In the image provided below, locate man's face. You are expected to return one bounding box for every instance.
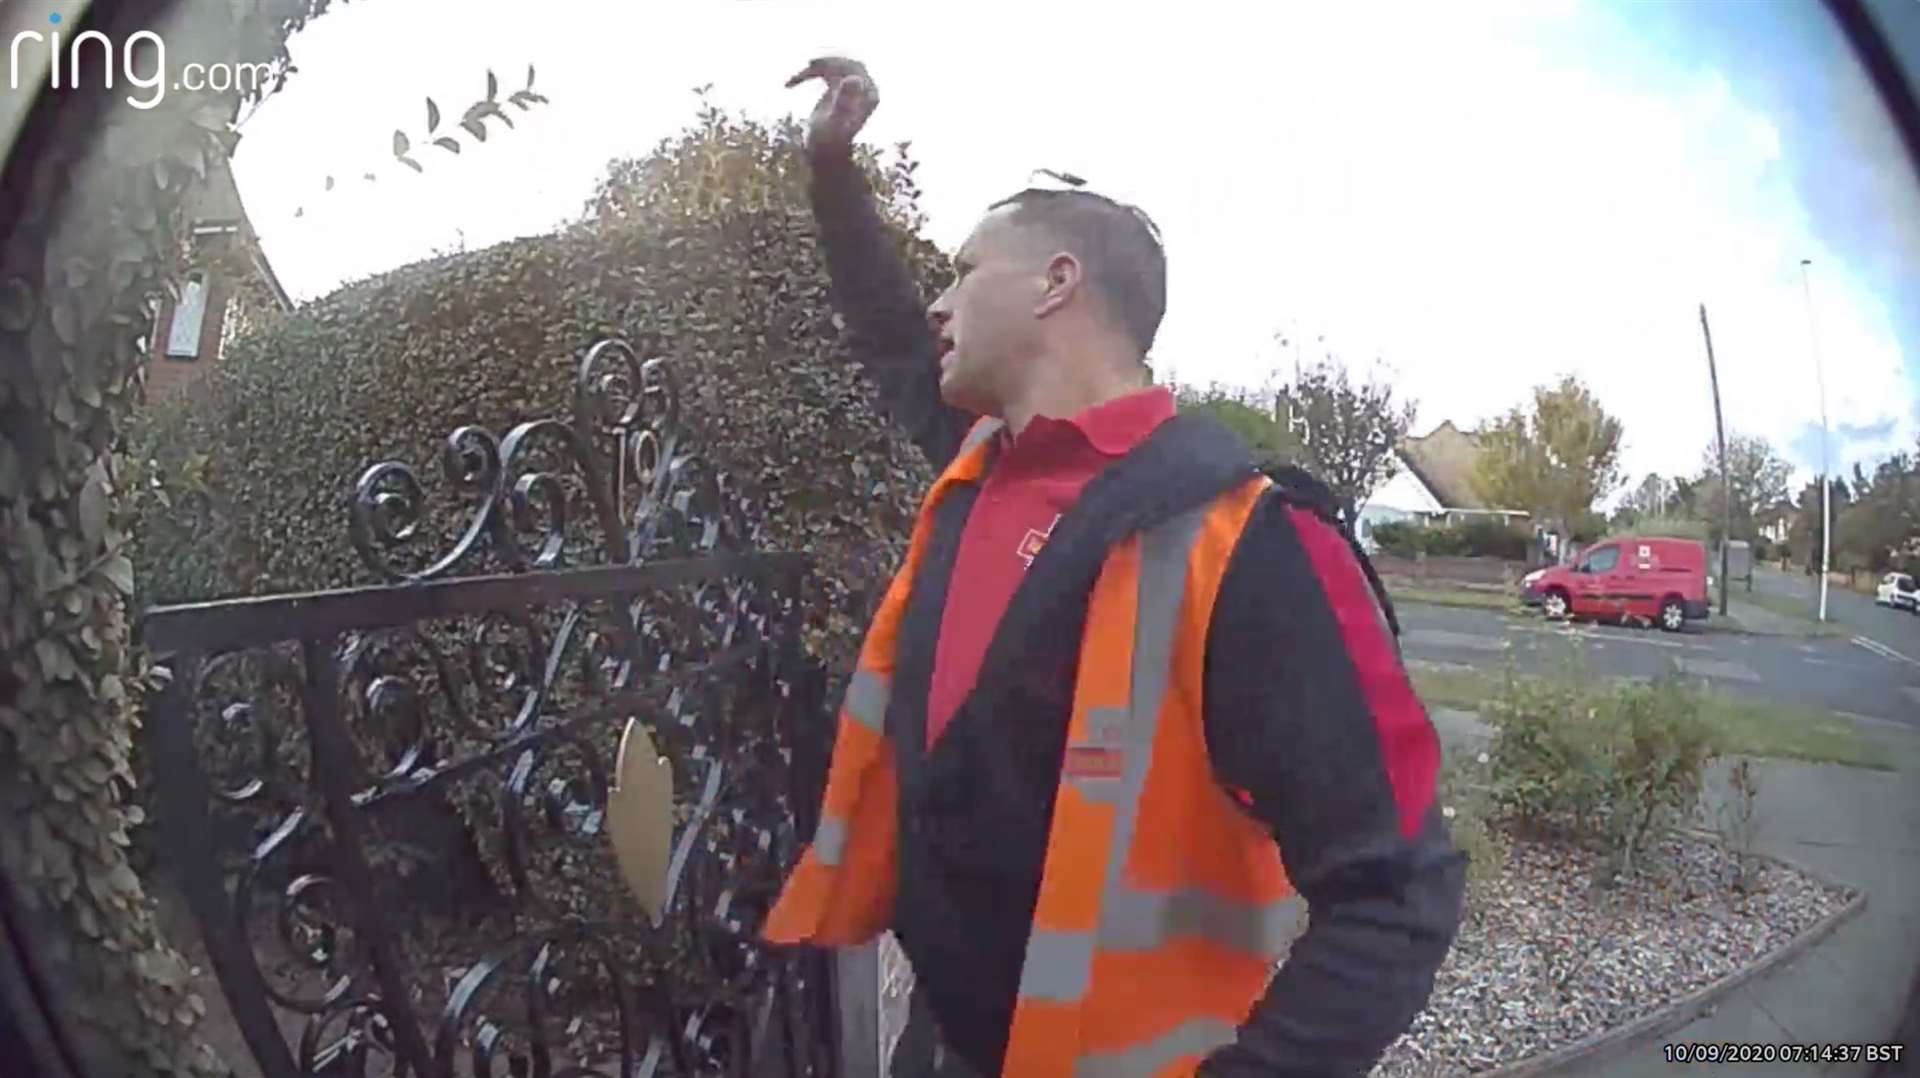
[928,206,1047,416]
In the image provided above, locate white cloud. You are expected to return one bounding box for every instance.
[231,0,1919,489]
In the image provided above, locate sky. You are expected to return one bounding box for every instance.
[221,0,1920,502]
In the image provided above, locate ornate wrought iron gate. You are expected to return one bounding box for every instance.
[138,340,844,1077]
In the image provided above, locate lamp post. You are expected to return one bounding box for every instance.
[1801,258,1831,623]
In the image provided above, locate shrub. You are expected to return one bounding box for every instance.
[1708,757,1763,893]
[1420,525,1470,557]
[1370,519,1530,560]
[1371,520,1421,558]
[1457,518,1532,560]
[128,97,948,675]
[1485,655,1722,880]
[1438,749,1506,916]
[1616,515,1710,542]
[1569,510,1609,544]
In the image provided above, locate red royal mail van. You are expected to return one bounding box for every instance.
[1520,536,1711,632]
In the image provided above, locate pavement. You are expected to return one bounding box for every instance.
[1412,592,1920,1076]
[1721,594,1834,638]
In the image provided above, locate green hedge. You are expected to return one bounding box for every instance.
[1609,514,1710,542]
[122,104,957,1001]
[128,103,949,675]
[1372,519,1532,560]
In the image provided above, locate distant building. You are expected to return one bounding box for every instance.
[144,151,292,401]
[1756,500,1794,546]
[1356,420,1530,551]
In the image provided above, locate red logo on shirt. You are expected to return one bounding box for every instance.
[1017,514,1061,568]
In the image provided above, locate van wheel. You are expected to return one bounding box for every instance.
[1659,597,1686,633]
[1543,589,1571,620]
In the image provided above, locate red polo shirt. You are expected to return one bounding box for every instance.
[925,386,1177,746]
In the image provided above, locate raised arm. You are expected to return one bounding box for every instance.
[787,57,975,471]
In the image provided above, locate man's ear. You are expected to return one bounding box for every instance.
[1035,252,1080,318]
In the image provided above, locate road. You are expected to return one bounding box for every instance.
[1398,601,1920,731]
[1748,564,1920,667]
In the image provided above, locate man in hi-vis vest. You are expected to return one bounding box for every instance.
[771,57,1465,1078]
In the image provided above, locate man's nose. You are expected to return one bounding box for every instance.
[928,306,951,335]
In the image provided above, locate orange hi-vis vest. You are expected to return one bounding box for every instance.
[765,419,1306,1077]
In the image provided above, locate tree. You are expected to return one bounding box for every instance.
[1473,374,1625,544]
[1275,355,1419,521]
[1837,496,1906,573]
[1789,476,1852,574]
[1671,476,1701,518]
[1172,381,1303,472]
[1171,350,1418,523]
[1632,473,1673,517]
[1690,433,1793,543]
[1829,449,1920,573]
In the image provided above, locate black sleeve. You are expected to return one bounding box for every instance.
[808,145,975,472]
[1198,493,1466,1077]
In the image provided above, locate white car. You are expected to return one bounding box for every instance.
[1876,572,1920,613]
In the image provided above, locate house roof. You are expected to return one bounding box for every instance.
[185,154,294,312]
[1397,420,1494,511]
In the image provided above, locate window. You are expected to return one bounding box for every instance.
[1581,546,1620,574]
[166,271,208,359]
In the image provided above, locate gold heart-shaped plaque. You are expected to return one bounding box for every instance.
[608,717,674,923]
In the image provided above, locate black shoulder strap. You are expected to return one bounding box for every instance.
[970,412,1261,689]
[1261,462,1402,639]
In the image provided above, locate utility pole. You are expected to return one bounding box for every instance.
[1699,304,1733,617]
[1801,259,1831,623]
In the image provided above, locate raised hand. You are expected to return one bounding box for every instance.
[785,56,880,155]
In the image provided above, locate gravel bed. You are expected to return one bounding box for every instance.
[1372,831,1855,1076]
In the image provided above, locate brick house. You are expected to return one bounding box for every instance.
[145,152,292,400]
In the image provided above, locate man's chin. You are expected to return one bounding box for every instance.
[936,369,971,408]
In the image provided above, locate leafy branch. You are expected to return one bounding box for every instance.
[295,65,550,216]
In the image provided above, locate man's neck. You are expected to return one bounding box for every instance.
[1002,345,1151,438]
[1004,377,1149,438]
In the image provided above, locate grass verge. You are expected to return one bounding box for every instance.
[1407,665,1891,771]
[1388,584,1522,613]
[1406,663,1497,712]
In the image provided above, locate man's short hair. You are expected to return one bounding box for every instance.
[987,187,1167,356]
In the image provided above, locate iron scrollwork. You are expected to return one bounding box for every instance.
[143,340,837,1078]
[349,338,692,583]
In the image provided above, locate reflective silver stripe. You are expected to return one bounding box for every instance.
[1099,888,1306,958]
[1127,506,1204,740]
[843,668,890,733]
[1014,508,1207,1006]
[958,418,1005,457]
[1091,504,1206,896]
[1073,1018,1237,1078]
[812,816,849,866]
[1016,929,1095,1002]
